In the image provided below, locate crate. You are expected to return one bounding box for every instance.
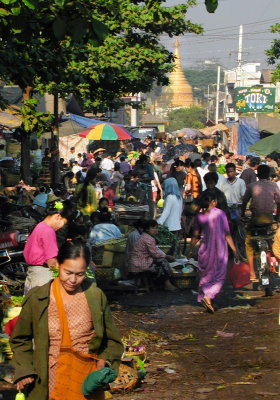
[201,138,214,147]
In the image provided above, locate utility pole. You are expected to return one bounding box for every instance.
[236,24,243,87]
[215,65,221,124]
[206,85,210,121]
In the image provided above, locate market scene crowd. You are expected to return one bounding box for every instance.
[1,131,280,399]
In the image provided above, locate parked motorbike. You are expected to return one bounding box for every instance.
[0,231,28,295]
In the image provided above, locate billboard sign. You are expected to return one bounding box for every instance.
[235,87,275,113]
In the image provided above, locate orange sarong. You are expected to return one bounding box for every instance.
[50,278,104,400]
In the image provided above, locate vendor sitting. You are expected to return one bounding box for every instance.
[89,207,122,244]
[130,219,178,292]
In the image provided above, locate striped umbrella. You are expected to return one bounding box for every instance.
[79,123,131,140]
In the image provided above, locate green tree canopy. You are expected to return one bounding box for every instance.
[0,0,203,111]
[167,105,207,132]
[266,23,280,83]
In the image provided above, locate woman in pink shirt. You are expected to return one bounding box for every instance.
[23,200,74,294]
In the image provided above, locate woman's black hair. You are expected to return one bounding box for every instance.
[133,219,144,229]
[46,199,75,221]
[257,164,270,179]
[98,197,109,208]
[198,192,217,210]
[57,239,91,265]
[142,219,158,232]
[99,207,112,222]
[79,168,97,206]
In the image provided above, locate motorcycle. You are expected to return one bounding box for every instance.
[0,231,28,295]
[249,222,277,297]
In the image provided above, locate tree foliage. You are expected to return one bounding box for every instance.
[167,106,207,132]
[266,23,280,83]
[0,0,203,111]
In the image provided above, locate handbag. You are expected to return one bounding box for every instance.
[228,260,250,289]
[50,278,104,400]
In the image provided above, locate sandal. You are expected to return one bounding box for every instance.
[201,297,215,313]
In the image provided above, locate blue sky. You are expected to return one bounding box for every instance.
[162,0,280,69]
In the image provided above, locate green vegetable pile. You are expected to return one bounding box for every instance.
[217,164,226,175]
[154,225,182,257]
[127,151,141,160]
[11,296,24,307]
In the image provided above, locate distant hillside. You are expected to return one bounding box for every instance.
[184,68,224,104]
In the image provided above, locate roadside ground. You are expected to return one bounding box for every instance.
[1,281,280,400]
[110,281,280,400]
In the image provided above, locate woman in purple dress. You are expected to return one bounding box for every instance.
[189,192,237,313]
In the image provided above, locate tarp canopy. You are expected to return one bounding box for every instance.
[238,121,260,155]
[173,128,205,139]
[199,123,229,136]
[44,119,86,139]
[257,114,280,134]
[248,133,280,156]
[68,113,125,128]
[59,133,89,161]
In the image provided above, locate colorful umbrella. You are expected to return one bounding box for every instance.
[79,123,131,140]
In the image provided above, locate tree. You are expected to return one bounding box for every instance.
[0,0,205,182]
[266,23,280,83]
[167,106,207,132]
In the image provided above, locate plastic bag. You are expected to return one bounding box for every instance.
[228,260,250,288]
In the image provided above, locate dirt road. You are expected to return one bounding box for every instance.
[111,282,280,400]
[1,282,279,400]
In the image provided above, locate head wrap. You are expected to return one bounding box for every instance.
[163,177,181,200]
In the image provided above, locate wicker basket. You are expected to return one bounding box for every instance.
[91,237,127,266]
[109,363,138,393]
[94,266,115,285]
[173,275,197,290]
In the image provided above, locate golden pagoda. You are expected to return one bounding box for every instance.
[156,38,194,109]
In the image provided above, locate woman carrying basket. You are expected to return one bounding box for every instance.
[11,239,123,400]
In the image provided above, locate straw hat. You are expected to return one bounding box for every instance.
[93,148,106,154]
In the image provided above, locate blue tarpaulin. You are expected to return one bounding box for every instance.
[68,114,103,128]
[238,120,260,155]
[64,114,125,128]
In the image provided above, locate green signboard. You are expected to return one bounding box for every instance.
[235,87,275,113]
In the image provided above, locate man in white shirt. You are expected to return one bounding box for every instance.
[100,154,115,176]
[194,159,207,191]
[72,161,82,175]
[221,163,246,207]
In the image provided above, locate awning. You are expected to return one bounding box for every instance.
[248,133,280,156]
[257,114,280,134]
